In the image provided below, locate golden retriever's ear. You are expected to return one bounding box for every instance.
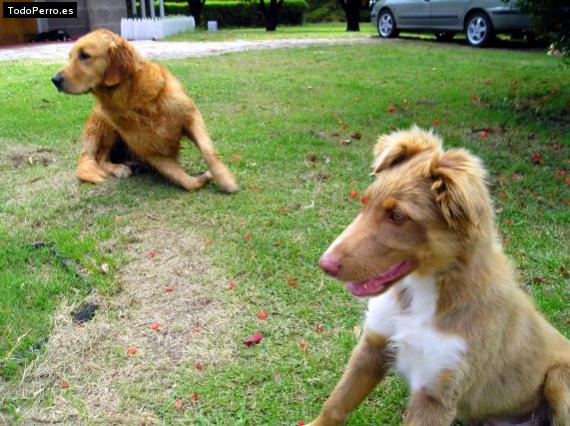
[430,149,490,230]
[372,126,442,175]
[103,38,137,87]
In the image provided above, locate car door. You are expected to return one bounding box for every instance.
[429,0,471,29]
[391,0,431,28]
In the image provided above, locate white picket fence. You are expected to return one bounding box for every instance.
[121,16,195,40]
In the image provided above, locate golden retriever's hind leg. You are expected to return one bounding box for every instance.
[184,113,238,194]
[96,142,132,179]
[146,156,211,191]
[308,332,391,426]
[545,359,570,426]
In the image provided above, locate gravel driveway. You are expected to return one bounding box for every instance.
[0,37,377,62]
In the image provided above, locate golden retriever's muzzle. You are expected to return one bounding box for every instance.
[51,73,64,92]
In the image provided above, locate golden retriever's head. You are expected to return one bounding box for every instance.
[319,126,494,297]
[52,29,140,94]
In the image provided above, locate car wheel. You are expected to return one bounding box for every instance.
[465,12,495,47]
[434,31,454,42]
[377,10,398,38]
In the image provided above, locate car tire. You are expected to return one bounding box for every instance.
[465,12,495,47]
[434,31,454,42]
[377,10,398,39]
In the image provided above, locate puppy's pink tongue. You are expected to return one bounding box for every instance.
[345,260,415,297]
[346,281,387,297]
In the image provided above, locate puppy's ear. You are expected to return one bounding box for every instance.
[103,37,137,87]
[372,126,442,174]
[430,149,490,230]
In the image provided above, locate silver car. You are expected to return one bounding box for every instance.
[370,0,531,47]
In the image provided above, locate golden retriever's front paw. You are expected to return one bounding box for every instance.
[77,158,108,184]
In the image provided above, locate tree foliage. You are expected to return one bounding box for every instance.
[517,0,569,55]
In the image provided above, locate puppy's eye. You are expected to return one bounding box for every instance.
[78,51,90,60]
[388,210,407,224]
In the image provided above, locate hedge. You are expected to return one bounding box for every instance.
[156,1,308,27]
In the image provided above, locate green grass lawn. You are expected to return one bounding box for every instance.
[166,22,377,41]
[0,38,568,424]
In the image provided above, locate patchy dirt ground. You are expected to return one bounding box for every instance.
[5,220,236,424]
[0,37,377,62]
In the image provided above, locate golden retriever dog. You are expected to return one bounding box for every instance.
[310,127,570,425]
[51,29,238,193]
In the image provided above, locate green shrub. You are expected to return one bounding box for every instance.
[305,0,370,23]
[157,0,308,27]
[516,0,569,55]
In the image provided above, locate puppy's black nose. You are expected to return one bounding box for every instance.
[51,74,64,91]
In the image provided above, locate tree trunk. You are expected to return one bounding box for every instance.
[259,0,283,31]
[187,0,206,26]
[339,0,361,31]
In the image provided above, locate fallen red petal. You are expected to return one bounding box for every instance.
[479,130,488,140]
[244,331,264,346]
[192,327,201,333]
[127,346,137,356]
[531,152,542,164]
[165,287,173,293]
[191,393,200,402]
[258,310,268,320]
[432,119,439,126]
[245,232,251,241]
[470,95,479,102]
[386,106,397,113]
[147,250,156,258]
[288,280,298,287]
[195,362,204,371]
[351,132,362,140]
[150,322,160,330]
[314,323,324,333]
[349,190,358,199]
[60,381,70,389]
[228,281,236,289]
[279,207,287,214]
[298,421,305,426]
[175,399,184,410]
[299,341,308,350]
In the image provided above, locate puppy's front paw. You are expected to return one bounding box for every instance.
[304,416,343,426]
[217,175,239,193]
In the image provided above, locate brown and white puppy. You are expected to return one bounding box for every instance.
[52,29,238,193]
[310,127,570,426]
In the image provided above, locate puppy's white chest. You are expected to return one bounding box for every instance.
[365,274,466,391]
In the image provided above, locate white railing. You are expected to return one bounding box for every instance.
[121,16,195,40]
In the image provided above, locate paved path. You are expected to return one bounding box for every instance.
[0,37,378,62]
